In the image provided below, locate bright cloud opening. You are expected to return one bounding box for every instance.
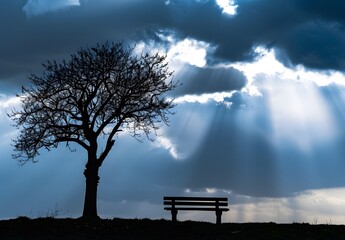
[172,91,234,104]
[167,38,210,68]
[135,34,238,106]
[216,0,238,15]
[231,47,345,96]
[135,33,213,68]
[230,47,344,152]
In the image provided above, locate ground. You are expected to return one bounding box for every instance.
[1,217,345,240]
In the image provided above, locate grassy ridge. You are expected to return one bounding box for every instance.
[1,217,345,240]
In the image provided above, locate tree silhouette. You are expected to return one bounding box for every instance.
[9,42,177,219]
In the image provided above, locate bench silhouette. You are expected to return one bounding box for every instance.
[163,196,229,224]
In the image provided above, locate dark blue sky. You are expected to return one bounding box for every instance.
[1,0,345,223]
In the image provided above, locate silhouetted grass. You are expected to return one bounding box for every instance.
[1,217,345,240]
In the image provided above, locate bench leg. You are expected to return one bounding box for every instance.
[171,209,178,222]
[216,211,222,225]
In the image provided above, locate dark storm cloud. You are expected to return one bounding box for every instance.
[2,0,345,93]
[0,0,171,91]
[275,21,345,70]
[240,0,345,71]
[293,0,345,22]
[152,0,345,70]
[172,66,247,96]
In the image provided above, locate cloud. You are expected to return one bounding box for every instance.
[275,20,345,71]
[0,95,20,110]
[231,47,345,97]
[156,0,345,71]
[155,187,345,224]
[227,188,345,224]
[154,134,180,160]
[135,34,247,103]
[141,33,215,69]
[23,0,80,16]
[216,0,238,15]
[173,91,234,104]
[167,38,210,68]
[3,0,345,96]
[0,0,171,92]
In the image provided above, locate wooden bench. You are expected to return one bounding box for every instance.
[163,196,229,224]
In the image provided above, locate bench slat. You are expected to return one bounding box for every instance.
[164,196,228,201]
[164,207,229,211]
[164,201,228,206]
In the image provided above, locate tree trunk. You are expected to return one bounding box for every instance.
[82,160,100,220]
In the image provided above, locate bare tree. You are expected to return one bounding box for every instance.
[9,42,177,219]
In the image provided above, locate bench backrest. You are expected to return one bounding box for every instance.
[164,196,228,208]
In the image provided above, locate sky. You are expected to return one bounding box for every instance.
[1,0,345,224]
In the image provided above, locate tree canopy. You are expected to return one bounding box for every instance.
[10,42,177,164]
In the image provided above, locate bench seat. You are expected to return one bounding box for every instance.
[163,196,229,224]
